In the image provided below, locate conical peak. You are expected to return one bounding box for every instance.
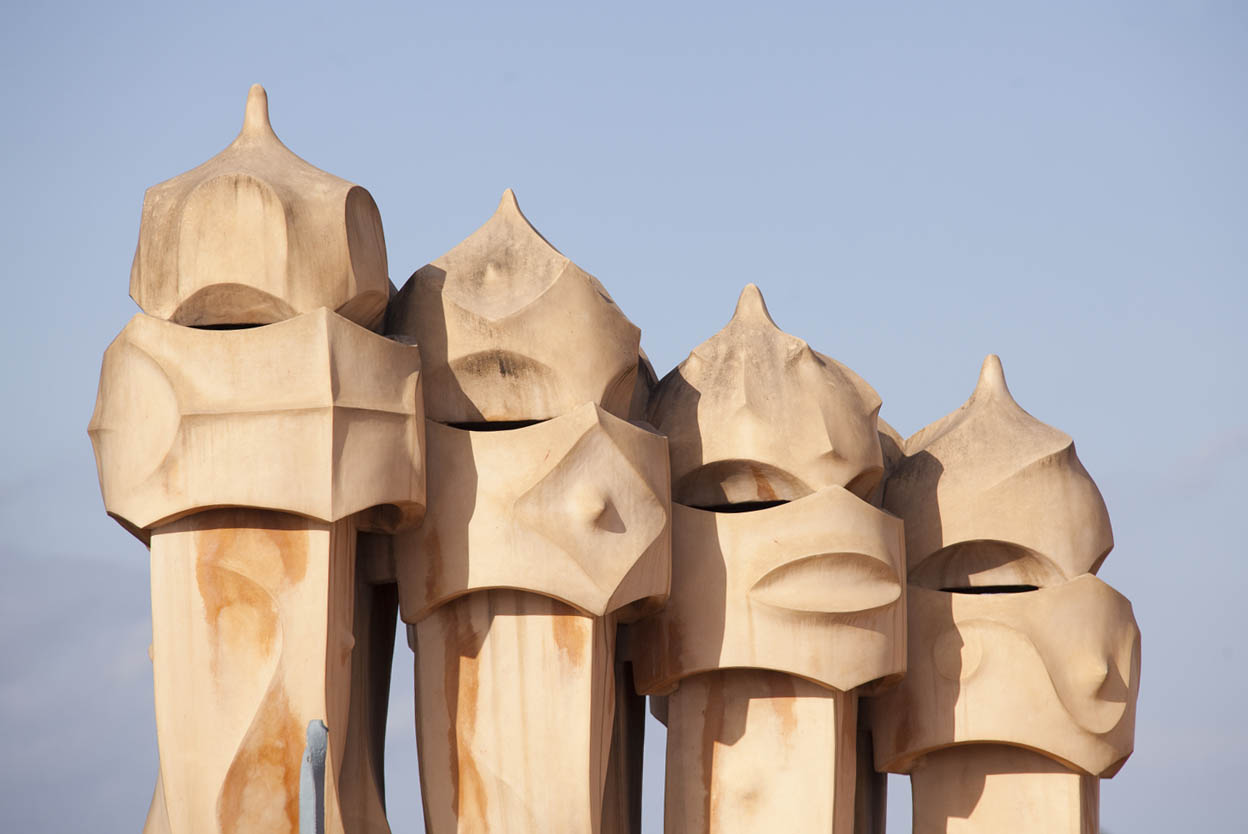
[497,187,521,215]
[731,283,778,328]
[238,84,279,143]
[905,354,1065,459]
[973,353,1014,404]
[688,283,795,364]
[482,187,562,256]
[424,189,577,323]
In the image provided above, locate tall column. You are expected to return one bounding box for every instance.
[868,356,1140,833]
[628,285,905,834]
[89,86,425,834]
[386,191,671,834]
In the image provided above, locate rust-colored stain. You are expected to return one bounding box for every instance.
[217,686,303,833]
[663,616,684,681]
[750,464,778,502]
[195,561,278,676]
[195,529,279,678]
[764,674,799,738]
[265,525,308,584]
[892,690,914,754]
[458,600,489,826]
[423,526,442,604]
[191,515,314,833]
[436,597,490,826]
[551,610,588,666]
[193,520,308,594]
[700,676,726,828]
[193,520,307,678]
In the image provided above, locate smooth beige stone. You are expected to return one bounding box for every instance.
[88,309,425,539]
[868,417,905,509]
[663,670,858,834]
[908,745,1098,834]
[884,355,1112,589]
[395,405,670,622]
[870,577,1139,777]
[148,510,356,834]
[853,717,887,834]
[386,190,641,423]
[338,536,401,834]
[408,590,617,834]
[629,488,905,696]
[647,284,883,508]
[601,655,646,834]
[130,85,390,329]
[628,350,659,424]
[143,769,171,833]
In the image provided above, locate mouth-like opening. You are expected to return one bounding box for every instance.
[446,419,544,432]
[690,500,789,513]
[192,322,266,330]
[940,584,1039,595]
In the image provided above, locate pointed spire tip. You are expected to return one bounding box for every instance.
[241,84,275,139]
[976,353,1011,398]
[732,283,776,326]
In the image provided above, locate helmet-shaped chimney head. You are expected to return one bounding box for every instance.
[648,284,883,508]
[129,85,390,329]
[884,355,1113,588]
[387,190,641,423]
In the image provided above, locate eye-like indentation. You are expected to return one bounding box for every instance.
[910,539,1065,591]
[449,350,554,383]
[675,458,811,509]
[750,552,901,614]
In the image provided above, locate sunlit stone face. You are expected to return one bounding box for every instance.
[629,486,906,695]
[395,403,671,622]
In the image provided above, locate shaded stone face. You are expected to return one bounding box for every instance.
[386,190,642,424]
[648,284,883,509]
[129,85,391,329]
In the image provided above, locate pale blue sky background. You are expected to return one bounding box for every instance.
[1,2,1244,831]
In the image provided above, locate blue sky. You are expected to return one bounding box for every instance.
[1,2,1244,831]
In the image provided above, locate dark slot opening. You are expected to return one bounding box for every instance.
[688,500,789,513]
[941,584,1039,595]
[446,420,544,432]
[193,323,266,330]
